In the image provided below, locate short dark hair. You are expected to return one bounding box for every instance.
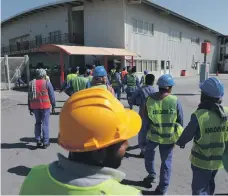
[145,74,155,85]
[79,66,87,75]
[123,67,126,71]
[132,66,136,73]
[71,67,77,73]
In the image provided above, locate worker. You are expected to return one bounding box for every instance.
[66,67,90,95]
[85,69,93,83]
[111,67,122,100]
[130,74,157,157]
[176,77,228,195]
[90,66,115,95]
[121,67,128,92]
[90,64,96,76]
[15,67,26,87]
[20,88,142,195]
[44,69,50,82]
[60,67,77,94]
[123,66,140,109]
[140,70,148,85]
[141,74,184,195]
[28,69,56,149]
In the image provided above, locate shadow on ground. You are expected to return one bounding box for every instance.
[8,166,31,176]
[173,93,200,96]
[127,145,139,151]
[17,103,28,106]
[20,137,58,143]
[13,87,28,92]
[1,142,37,150]
[121,179,152,189]
[124,152,143,159]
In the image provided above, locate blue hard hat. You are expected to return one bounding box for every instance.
[144,70,148,75]
[157,74,175,88]
[200,77,224,98]
[93,66,107,77]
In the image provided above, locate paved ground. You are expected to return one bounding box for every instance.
[1,75,228,195]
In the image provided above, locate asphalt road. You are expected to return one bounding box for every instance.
[1,75,228,195]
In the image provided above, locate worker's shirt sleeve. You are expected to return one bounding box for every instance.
[47,82,56,107]
[176,99,184,126]
[140,103,150,145]
[116,73,122,86]
[176,114,199,146]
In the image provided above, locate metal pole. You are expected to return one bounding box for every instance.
[131,56,134,68]
[104,56,108,71]
[204,53,207,64]
[24,55,30,86]
[60,51,64,84]
[4,55,10,90]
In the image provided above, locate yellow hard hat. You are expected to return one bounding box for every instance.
[58,88,142,152]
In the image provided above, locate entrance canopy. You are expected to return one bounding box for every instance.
[39,44,138,57]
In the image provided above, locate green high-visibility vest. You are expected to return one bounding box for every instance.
[92,84,108,90]
[126,74,137,87]
[146,95,183,144]
[72,76,88,93]
[20,165,140,195]
[88,75,93,83]
[190,108,228,170]
[111,72,120,87]
[67,74,77,83]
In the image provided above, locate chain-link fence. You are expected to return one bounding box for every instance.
[1,55,30,90]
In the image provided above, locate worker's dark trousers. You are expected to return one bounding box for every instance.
[113,86,121,100]
[34,109,50,145]
[191,164,218,195]
[145,140,174,194]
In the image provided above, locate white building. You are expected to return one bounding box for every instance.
[1,0,226,79]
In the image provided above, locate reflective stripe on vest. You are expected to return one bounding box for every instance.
[67,74,77,83]
[146,95,183,144]
[190,108,228,170]
[19,165,140,195]
[30,79,51,110]
[126,74,136,87]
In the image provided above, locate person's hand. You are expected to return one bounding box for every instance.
[29,110,33,116]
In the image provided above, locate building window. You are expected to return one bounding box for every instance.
[136,60,142,72]
[149,23,154,36]
[137,20,143,34]
[49,31,61,43]
[169,29,182,42]
[191,37,200,45]
[132,18,137,33]
[143,22,149,34]
[142,60,147,71]
[132,18,154,36]
[35,35,42,46]
[147,61,152,71]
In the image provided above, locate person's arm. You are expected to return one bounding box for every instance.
[139,103,150,149]
[176,114,199,147]
[116,73,122,86]
[176,100,184,126]
[140,76,143,85]
[47,82,56,108]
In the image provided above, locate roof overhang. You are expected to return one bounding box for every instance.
[39,44,139,57]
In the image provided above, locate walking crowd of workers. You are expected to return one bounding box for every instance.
[21,64,228,195]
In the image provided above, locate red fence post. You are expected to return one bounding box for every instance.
[60,51,64,84]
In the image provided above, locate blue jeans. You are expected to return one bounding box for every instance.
[33,109,50,145]
[191,164,218,195]
[113,86,121,100]
[145,140,174,194]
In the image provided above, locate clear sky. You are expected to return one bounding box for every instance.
[1,0,228,35]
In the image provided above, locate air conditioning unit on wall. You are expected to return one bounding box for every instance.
[128,0,142,4]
